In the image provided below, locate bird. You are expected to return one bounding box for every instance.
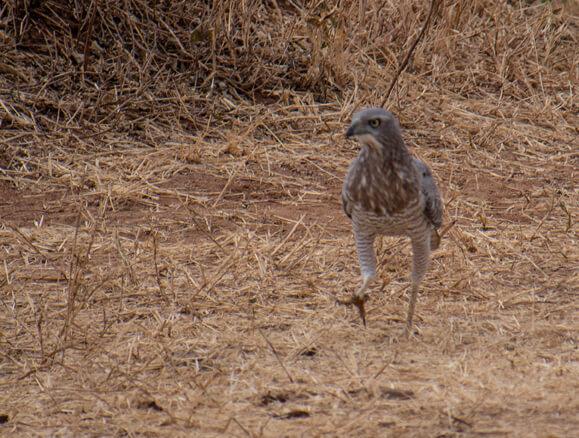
[340,107,443,335]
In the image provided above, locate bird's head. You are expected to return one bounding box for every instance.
[346,108,402,151]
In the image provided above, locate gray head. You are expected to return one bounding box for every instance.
[346,108,403,151]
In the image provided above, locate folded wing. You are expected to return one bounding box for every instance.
[413,157,442,229]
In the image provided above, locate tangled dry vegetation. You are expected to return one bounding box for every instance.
[0,0,577,436]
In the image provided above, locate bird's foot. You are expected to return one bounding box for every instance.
[337,292,369,327]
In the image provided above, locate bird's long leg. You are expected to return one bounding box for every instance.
[405,227,431,337]
[337,230,376,326]
[403,283,419,338]
[352,230,376,326]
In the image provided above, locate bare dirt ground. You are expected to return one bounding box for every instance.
[1,1,578,437]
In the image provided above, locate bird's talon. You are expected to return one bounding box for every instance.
[336,293,368,326]
[353,296,367,327]
[336,293,368,306]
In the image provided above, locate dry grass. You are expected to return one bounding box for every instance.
[0,0,578,436]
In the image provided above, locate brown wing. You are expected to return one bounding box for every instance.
[413,157,443,228]
[341,161,356,219]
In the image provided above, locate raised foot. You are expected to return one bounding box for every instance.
[336,293,369,327]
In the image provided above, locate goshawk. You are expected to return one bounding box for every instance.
[341,108,444,334]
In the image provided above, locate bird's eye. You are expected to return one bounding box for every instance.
[369,119,380,128]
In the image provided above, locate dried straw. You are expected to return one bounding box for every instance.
[0,0,577,436]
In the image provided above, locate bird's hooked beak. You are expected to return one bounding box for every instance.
[346,119,381,150]
[346,121,361,138]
